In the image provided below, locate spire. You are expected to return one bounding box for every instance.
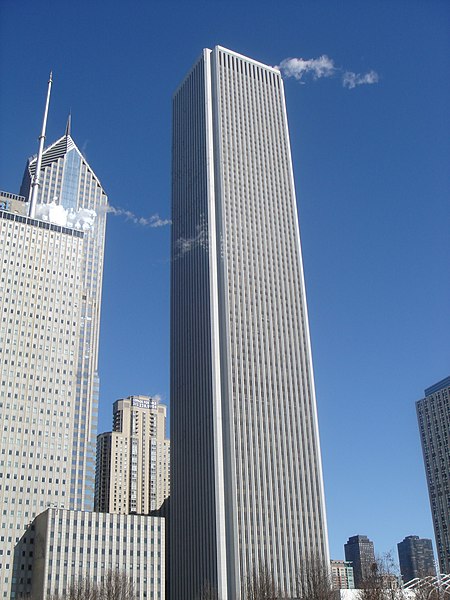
[65,112,71,137]
[29,71,53,219]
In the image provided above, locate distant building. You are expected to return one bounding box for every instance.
[417,376,450,574]
[331,560,355,589]
[95,395,170,514]
[397,535,436,583]
[12,508,165,600]
[344,535,376,588]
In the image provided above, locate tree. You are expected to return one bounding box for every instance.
[197,580,220,600]
[295,552,334,600]
[48,571,136,600]
[245,566,280,600]
[412,585,440,600]
[49,577,100,600]
[358,553,405,600]
[101,571,136,600]
[410,579,450,600]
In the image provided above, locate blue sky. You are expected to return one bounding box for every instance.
[1,0,449,563]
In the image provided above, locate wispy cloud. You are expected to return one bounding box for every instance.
[342,70,379,89]
[80,140,90,160]
[276,55,336,82]
[107,205,171,228]
[277,54,379,90]
[175,222,208,256]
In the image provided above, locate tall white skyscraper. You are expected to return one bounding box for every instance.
[0,82,107,598]
[171,46,329,599]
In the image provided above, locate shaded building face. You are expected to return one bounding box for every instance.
[397,536,436,583]
[417,378,450,575]
[344,535,375,588]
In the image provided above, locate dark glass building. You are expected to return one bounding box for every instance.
[344,535,376,588]
[417,377,450,573]
[397,536,436,583]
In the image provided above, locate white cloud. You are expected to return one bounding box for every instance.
[35,200,172,232]
[175,222,208,257]
[342,70,379,89]
[35,202,97,231]
[277,54,379,91]
[107,205,171,228]
[277,55,336,81]
[67,207,97,231]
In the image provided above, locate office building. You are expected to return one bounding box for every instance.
[397,535,436,583]
[0,79,107,598]
[95,395,170,514]
[12,508,165,599]
[171,46,329,599]
[0,191,28,216]
[331,560,355,590]
[417,377,450,574]
[344,535,375,588]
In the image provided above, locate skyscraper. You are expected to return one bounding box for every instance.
[0,78,107,598]
[397,536,436,583]
[344,535,376,589]
[171,46,329,599]
[417,377,450,574]
[95,395,170,514]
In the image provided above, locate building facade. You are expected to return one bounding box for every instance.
[12,508,165,599]
[171,46,329,600]
[0,191,28,216]
[331,560,355,590]
[344,535,376,588]
[18,120,108,510]
[397,535,436,583]
[417,377,450,574]
[0,116,107,597]
[95,395,170,514]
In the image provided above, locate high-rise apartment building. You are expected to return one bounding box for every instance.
[171,46,329,599]
[95,395,170,514]
[344,535,376,588]
[0,82,107,598]
[397,536,436,583]
[417,377,450,574]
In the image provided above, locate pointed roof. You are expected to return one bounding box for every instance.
[26,123,103,188]
[65,113,72,137]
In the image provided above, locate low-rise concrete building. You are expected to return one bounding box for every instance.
[12,508,165,599]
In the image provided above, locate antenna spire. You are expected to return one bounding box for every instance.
[65,111,71,137]
[29,71,53,219]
